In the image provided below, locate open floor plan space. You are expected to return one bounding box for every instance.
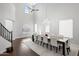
[0,3,79,56]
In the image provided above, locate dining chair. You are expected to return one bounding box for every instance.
[41,37,43,46]
[50,36,58,53]
[32,34,34,42]
[65,38,71,55]
[57,35,64,51]
[37,35,42,45]
[77,50,79,56]
[33,33,38,43]
[43,36,48,48]
[58,37,71,55]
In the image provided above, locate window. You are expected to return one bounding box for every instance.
[24,4,31,14]
[45,25,50,32]
[35,24,37,33]
[38,28,41,34]
[24,3,37,14]
[59,19,73,38]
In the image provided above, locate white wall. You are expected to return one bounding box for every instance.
[0,3,34,52]
[0,3,34,39]
[14,3,34,38]
[0,3,15,52]
[34,3,79,45]
[0,3,15,25]
[0,3,15,39]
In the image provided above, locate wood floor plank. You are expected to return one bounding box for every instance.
[0,38,39,56]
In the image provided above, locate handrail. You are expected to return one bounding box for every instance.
[0,23,10,33]
[0,22,12,42]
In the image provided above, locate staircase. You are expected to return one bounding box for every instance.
[0,22,13,55]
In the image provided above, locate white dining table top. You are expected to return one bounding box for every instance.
[57,38,68,42]
[40,34,69,42]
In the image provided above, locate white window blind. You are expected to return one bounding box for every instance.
[59,19,73,38]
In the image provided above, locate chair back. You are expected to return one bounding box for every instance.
[43,36,48,43]
[51,36,57,46]
[65,37,71,48]
[33,33,38,41]
[57,35,64,39]
[37,35,41,41]
[32,35,34,42]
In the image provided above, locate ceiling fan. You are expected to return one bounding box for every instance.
[31,8,39,12]
[25,3,39,13]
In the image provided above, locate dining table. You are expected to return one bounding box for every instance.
[57,38,68,56]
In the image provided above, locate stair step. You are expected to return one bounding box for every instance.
[0,53,11,56]
[6,47,13,53]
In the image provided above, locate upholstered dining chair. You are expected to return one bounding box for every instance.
[33,33,38,43]
[57,35,64,51]
[50,36,58,53]
[65,38,71,55]
[37,35,42,45]
[58,37,71,55]
[32,34,34,42]
[43,36,48,48]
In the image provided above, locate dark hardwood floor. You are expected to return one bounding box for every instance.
[0,38,39,56]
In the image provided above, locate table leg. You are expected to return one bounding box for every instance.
[62,42,65,56]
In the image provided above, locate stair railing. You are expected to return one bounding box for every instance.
[0,22,13,52]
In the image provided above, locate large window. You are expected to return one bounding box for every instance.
[38,28,41,34]
[45,25,50,33]
[35,24,37,33]
[59,19,73,38]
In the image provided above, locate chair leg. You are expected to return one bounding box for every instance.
[35,40,38,44]
[41,41,43,46]
[35,40,36,43]
[66,47,70,55]
[40,41,42,45]
[53,46,55,49]
[39,41,41,45]
[46,44,48,48]
[38,41,40,45]
[37,40,38,44]
[67,48,69,55]
[37,40,39,44]
[56,47,58,53]
[50,45,52,50]
[43,43,45,47]
[69,47,71,52]
[36,40,38,44]
[59,46,61,51]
